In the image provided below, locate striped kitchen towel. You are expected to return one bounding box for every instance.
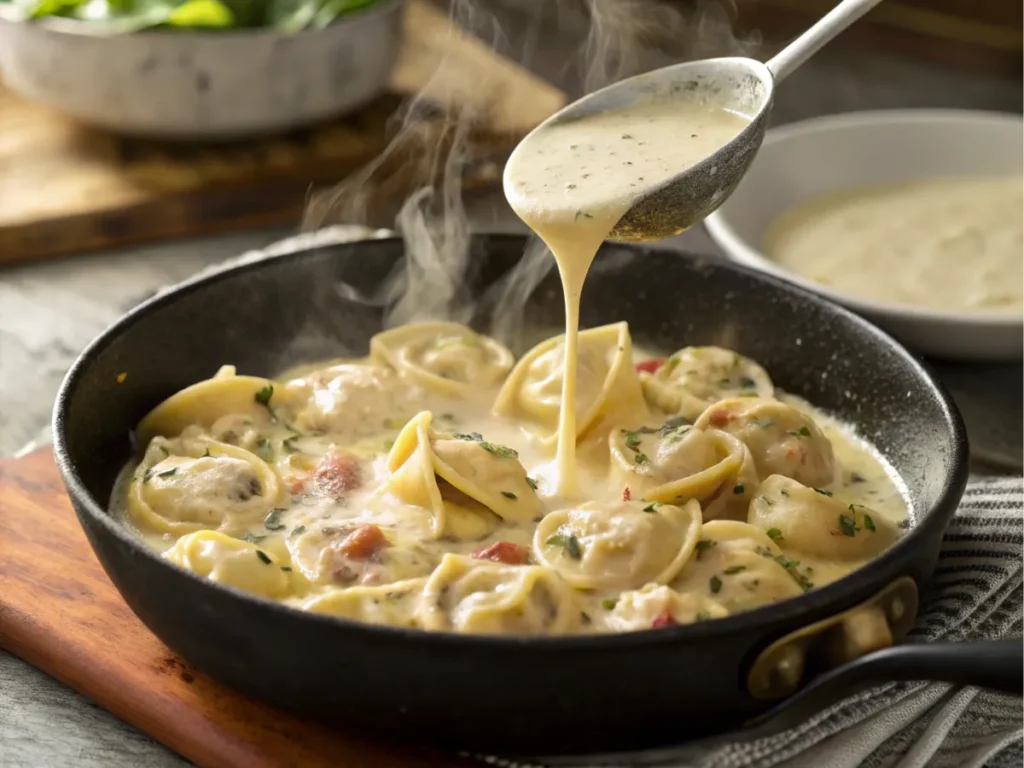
[485,477,1023,768]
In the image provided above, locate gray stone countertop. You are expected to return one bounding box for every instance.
[2,12,1023,766]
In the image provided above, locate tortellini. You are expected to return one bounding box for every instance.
[609,420,758,521]
[494,322,650,447]
[163,530,292,599]
[136,365,275,444]
[301,578,427,628]
[287,523,438,587]
[532,499,702,590]
[671,520,808,612]
[749,475,900,562]
[417,554,579,634]
[604,584,728,631]
[127,436,281,535]
[277,361,420,439]
[640,346,774,421]
[370,322,514,398]
[386,411,543,539]
[117,319,909,636]
[695,397,839,488]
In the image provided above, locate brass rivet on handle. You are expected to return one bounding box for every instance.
[746,576,920,700]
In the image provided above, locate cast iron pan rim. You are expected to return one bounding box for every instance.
[52,233,969,650]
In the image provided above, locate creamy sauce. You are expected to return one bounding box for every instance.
[764,176,1024,313]
[112,327,909,635]
[503,99,751,495]
[111,96,913,636]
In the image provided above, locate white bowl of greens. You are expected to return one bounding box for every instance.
[0,0,403,138]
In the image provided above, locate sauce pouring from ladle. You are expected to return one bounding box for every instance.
[503,0,885,498]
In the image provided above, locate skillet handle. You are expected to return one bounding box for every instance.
[746,639,1023,734]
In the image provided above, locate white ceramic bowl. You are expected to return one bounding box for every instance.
[705,109,1023,361]
[0,0,403,139]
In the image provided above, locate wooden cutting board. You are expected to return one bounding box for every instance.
[0,448,479,767]
[0,0,566,265]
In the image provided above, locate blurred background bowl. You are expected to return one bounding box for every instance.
[0,0,403,139]
[705,109,1023,362]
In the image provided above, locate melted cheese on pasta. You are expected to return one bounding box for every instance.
[113,328,909,636]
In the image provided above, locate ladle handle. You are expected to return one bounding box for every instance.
[766,0,887,82]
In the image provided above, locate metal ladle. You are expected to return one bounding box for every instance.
[534,0,886,242]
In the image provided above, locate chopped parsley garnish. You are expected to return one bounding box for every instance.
[264,508,287,531]
[241,532,266,544]
[723,565,747,575]
[157,468,178,478]
[257,438,272,460]
[157,445,170,457]
[738,376,756,388]
[850,472,866,483]
[481,442,518,459]
[255,550,272,565]
[863,514,877,533]
[659,415,691,434]
[280,566,292,572]
[766,528,784,541]
[202,447,211,458]
[634,452,648,465]
[709,575,723,594]
[789,426,812,437]
[454,432,483,442]
[733,483,745,494]
[814,487,833,497]
[695,539,717,560]
[601,598,618,610]
[756,546,815,591]
[254,384,274,407]
[440,413,457,422]
[291,525,307,537]
[622,430,642,450]
[282,434,301,453]
[501,491,518,500]
[837,514,858,537]
[695,612,710,622]
[546,533,582,559]
[642,502,661,513]
[525,477,539,491]
[574,210,593,221]
[621,134,633,139]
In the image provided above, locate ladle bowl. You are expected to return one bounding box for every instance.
[522,0,885,242]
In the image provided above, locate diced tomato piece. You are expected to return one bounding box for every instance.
[472,541,529,565]
[707,409,731,428]
[289,478,307,494]
[651,610,678,629]
[622,487,632,502]
[313,449,361,497]
[337,524,389,559]
[635,358,666,374]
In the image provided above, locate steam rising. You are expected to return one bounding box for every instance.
[303,0,759,349]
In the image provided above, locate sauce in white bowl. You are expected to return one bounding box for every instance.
[705,109,1024,361]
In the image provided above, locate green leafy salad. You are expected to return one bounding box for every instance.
[0,0,386,32]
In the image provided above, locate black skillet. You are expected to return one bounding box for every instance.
[52,234,1021,759]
